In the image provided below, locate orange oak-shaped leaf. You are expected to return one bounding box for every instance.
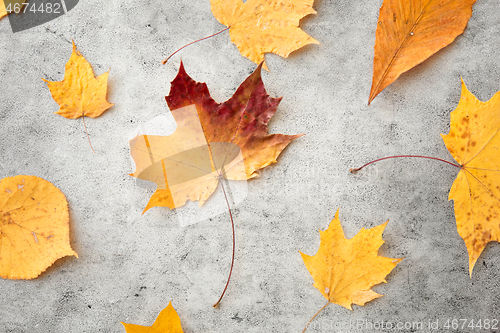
[42,41,114,119]
[442,79,500,275]
[300,210,402,310]
[129,62,302,212]
[121,302,184,333]
[0,175,77,279]
[369,0,476,104]
[210,0,319,67]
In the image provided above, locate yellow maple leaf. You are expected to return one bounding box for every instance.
[0,175,77,280]
[300,210,402,312]
[210,0,319,67]
[121,302,184,333]
[42,40,113,119]
[442,79,500,275]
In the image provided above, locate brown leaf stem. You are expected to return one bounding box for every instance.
[82,115,96,153]
[213,180,235,308]
[349,155,460,173]
[162,27,230,65]
[302,301,330,333]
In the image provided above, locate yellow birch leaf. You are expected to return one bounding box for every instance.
[442,79,500,275]
[42,40,114,119]
[300,209,402,310]
[210,0,319,67]
[0,175,77,280]
[121,302,184,333]
[0,1,6,19]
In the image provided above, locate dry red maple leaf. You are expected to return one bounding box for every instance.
[300,210,401,331]
[369,0,476,104]
[130,62,302,212]
[129,61,302,306]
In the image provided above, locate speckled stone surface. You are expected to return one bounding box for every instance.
[1,0,500,332]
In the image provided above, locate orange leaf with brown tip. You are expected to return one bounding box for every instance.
[0,175,77,280]
[369,0,476,104]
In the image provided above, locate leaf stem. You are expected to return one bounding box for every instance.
[349,155,460,173]
[82,115,96,153]
[302,301,330,333]
[162,27,230,65]
[213,180,235,308]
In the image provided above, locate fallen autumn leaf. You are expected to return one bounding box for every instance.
[0,175,77,279]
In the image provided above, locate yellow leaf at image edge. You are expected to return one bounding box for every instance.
[300,210,402,310]
[0,175,77,280]
[42,41,114,119]
[442,79,500,275]
[210,0,319,67]
[121,301,184,333]
[0,1,28,20]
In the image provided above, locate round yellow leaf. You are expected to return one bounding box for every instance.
[0,175,77,279]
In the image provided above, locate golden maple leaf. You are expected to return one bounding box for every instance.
[42,41,114,119]
[369,0,476,104]
[442,79,500,275]
[121,302,184,333]
[300,210,402,311]
[210,0,319,67]
[0,175,77,280]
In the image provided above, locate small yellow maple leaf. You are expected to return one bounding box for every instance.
[300,210,402,311]
[210,0,319,67]
[121,302,184,333]
[0,175,77,280]
[42,40,113,119]
[442,79,500,275]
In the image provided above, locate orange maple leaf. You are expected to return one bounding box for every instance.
[442,79,500,275]
[210,0,319,67]
[121,301,184,333]
[0,175,77,280]
[129,62,302,212]
[300,210,401,329]
[369,0,476,104]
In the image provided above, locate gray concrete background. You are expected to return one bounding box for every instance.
[1,0,500,332]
